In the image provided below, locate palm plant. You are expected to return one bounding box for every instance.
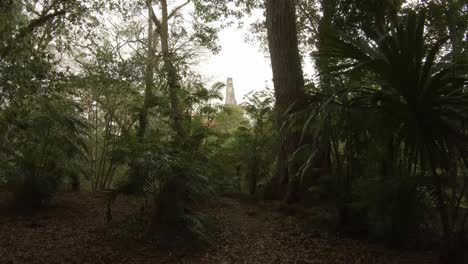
[108,81,222,248]
[0,95,88,208]
[307,11,467,263]
[242,90,275,195]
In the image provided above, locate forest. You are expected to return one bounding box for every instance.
[0,0,467,263]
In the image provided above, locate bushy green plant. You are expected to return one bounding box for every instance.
[153,149,215,248]
[109,81,223,248]
[296,11,468,261]
[118,140,215,248]
[354,174,426,242]
[0,96,88,208]
[0,27,89,207]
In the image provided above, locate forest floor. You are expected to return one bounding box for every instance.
[0,192,437,264]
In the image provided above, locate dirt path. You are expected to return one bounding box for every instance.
[0,193,435,264]
[193,198,434,264]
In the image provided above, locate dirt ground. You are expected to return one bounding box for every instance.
[0,192,436,264]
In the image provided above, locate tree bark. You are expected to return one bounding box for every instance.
[316,0,335,88]
[146,0,188,242]
[127,5,158,195]
[265,0,306,203]
[160,0,185,139]
[138,10,156,141]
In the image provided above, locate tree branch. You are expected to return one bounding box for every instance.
[297,2,319,36]
[168,0,190,20]
[22,10,67,37]
[146,0,162,33]
[1,8,67,58]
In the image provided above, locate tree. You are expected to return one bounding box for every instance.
[411,0,467,64]
[74,40,143,190]
[0,40,88,206]
[315,11,468,264]
[265,0,307,203]
[212,105,247,133]
[243,90,275,195]
[0,0,107,205]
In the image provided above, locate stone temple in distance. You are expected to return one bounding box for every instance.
[225,77,237,106]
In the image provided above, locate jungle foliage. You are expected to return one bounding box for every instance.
[0,0,466,263]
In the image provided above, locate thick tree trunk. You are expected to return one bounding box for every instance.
[265,0,306,203]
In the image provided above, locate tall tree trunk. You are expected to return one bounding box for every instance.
[128,6,158,193]
[313,0,334,195]
[248,118,263,195]
[93,97,99,190]
[265,0,306,203]
[160,0,185,139]
[316,0,335,87]
[147,0,188,242]
[138,10,156,141]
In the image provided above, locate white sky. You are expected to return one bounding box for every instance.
[196,8,274,104]
[199,27,272,103]
[197,13,315,104]
[171,3,314,104]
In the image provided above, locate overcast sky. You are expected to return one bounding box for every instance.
[198,14,273,104]
[197,13,315,104]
